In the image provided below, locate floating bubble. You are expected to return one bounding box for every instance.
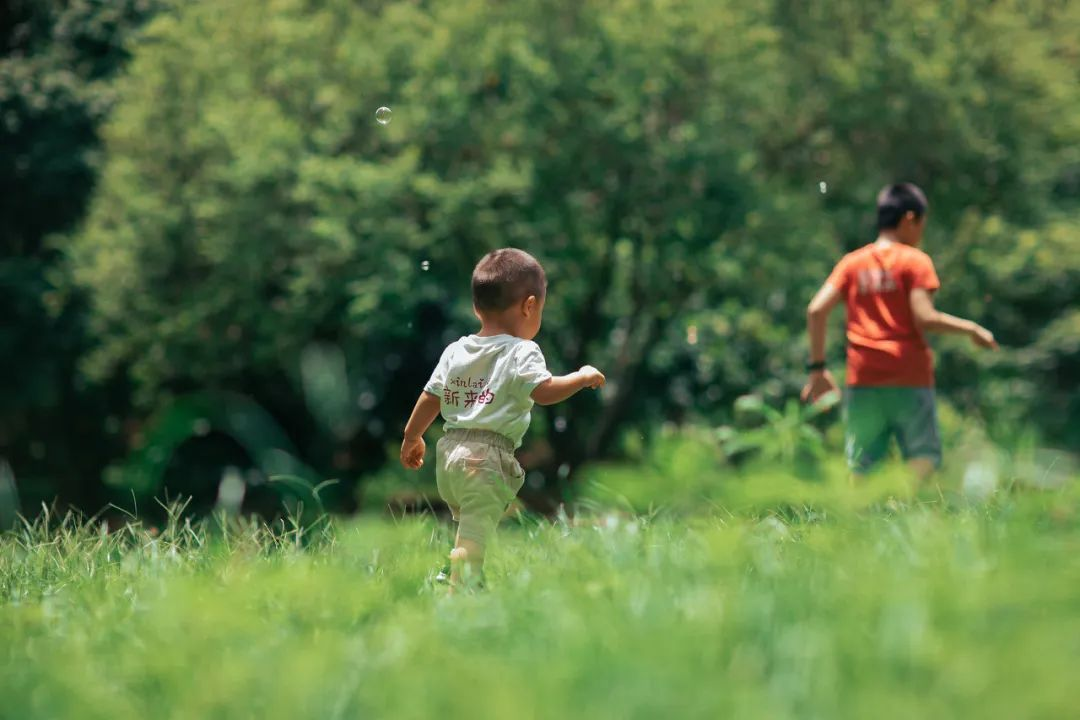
[818,181,828,194]
[192,418,211,437]
[420,260,430,271]
[375,106,392,125]
[554,416,568,432]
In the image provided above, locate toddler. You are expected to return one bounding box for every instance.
[401,248,605,590]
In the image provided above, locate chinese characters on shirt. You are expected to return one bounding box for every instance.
[444,377,496,408]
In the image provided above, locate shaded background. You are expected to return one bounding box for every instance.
[1,0,1078,518]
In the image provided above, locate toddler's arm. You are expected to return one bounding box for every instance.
[400,391,441,469]
[531,365,605,406]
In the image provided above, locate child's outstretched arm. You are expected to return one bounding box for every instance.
[531,365,605,406]
[400,391,441,469]
[909,289,998,349]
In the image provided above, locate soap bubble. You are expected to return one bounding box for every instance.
[420,260,430,271]
[818,181,828,194]
[375,106,392,125]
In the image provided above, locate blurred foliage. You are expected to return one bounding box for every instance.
[577,413,1077,517]
[107,391,332,524]
[0,0,165,509]
[1,0,1077,511]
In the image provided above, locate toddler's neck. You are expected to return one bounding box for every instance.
[475,311,527,339]
[476,323,518,338]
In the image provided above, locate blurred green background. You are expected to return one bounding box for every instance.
[1,0,1078,518]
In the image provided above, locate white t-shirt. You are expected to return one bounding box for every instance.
[424,334,553,448]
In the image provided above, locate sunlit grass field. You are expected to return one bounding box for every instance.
[2,465,1079,720]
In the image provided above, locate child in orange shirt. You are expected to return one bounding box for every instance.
[802,183,997,478]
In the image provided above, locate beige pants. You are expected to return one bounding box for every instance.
[436,429,525,549]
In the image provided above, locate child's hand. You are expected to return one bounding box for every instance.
[578,365,606,389]
[969,324,999,350]
[801,369,839,405]
[400,435,426,470]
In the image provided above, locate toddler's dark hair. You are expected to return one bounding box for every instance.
[877,183,929,230]
[472,248,547,312]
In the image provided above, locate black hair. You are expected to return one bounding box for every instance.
[876,183,929,230]
[471,248,547,312]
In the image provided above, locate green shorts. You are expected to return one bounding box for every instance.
[435,429,525,549]
[844,387,942,473]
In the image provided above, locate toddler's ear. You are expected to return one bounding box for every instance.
[523,295,538,316]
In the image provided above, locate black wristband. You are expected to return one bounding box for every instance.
[806,360,826,372]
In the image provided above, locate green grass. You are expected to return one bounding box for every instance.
[2,476,1079,720]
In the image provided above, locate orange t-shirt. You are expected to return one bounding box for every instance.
[826,242,941,387]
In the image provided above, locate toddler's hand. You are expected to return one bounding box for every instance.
[578,365,606,389]
[400,435,426,470]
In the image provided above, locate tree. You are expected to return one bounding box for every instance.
[71,0,838,507]
[70,0,1080,510]
[0,0,164,509]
